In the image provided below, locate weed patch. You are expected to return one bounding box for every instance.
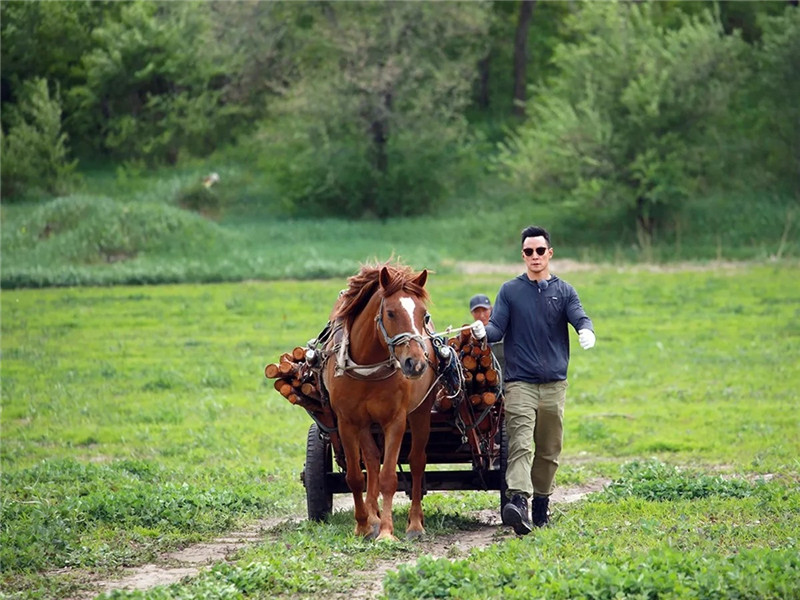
[594,459,755,502]
[384,547,800,600]
[0,459,286,573]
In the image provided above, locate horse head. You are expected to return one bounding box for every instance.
[376,266,431,379]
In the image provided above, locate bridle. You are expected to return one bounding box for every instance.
[327,295,438,382]
[374,297,434,366]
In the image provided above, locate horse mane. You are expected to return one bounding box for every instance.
[331,261,430,327]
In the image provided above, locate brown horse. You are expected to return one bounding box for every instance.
[322,262,438,540]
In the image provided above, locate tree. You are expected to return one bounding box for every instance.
[70,1,245,164]
[255,2,491,218]
[752,7,800,191]
[496,2,748,248]
[512,0,535,119]
[205,1,306,113]
[468,1,570,139]
[1,78,78,199]
[0,1,122,155]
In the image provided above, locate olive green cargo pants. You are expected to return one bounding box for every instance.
[504,380,568,498]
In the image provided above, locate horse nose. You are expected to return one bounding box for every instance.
[402,357,427,379]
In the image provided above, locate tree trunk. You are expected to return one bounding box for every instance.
[635,196,655,260]
[512,0,535,119]
[371,91,392,175]
[476,53,491,110]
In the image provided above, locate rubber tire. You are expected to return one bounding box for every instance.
[499,417,510,523]
[305,423,333,521]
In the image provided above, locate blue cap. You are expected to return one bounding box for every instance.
[469,294,492,311]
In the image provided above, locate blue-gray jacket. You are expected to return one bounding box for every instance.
[485,274,593,384]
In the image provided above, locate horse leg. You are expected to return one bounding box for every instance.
[406,396,434,540]
[358,427,382,538]
[376,417,406,541]
[339,421,373,537]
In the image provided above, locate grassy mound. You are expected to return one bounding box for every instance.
[1,196,234,287]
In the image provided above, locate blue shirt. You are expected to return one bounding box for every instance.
[485,274,593,383]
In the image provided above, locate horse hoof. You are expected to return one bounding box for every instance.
[376,532,398,542]
[367,523,380,540]
[406,529,425,541]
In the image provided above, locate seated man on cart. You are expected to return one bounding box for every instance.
[469,294,504,380]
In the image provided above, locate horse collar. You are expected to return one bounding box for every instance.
[332,323,400,381]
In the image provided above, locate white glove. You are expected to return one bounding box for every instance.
[470,320,486,340]
[578,329,596,350]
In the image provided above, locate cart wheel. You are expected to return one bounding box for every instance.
[305,423,333,521]
[499,417,510,523]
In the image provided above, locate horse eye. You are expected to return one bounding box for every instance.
[424,313,431,324]
[386,310,395,319]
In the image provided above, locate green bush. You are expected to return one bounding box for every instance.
[174,177,225,219]
[0,77,78,199]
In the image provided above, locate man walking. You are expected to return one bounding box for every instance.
[470,225,595,535]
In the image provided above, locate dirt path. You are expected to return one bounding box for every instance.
[331,478,610,600]
[454,258,751,275]
[81,478,608,600]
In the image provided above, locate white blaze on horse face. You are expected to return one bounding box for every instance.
[399,297,422,336]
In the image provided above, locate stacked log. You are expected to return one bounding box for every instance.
[264,347,324,412]
[435,326,501,412]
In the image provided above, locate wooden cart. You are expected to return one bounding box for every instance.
[298,336,508,521]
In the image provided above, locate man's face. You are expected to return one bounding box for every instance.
[471,306,491,325]
[522,235,553,275]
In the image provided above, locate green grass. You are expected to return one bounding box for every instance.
[2,162,797,288]
[383,465,800,599]
[1,264,799,599]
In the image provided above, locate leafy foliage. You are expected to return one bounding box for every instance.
[252,2,491,218]
[0,0,104,132]
[0,77,78,199]
[70,2,245,165]
[752,8,800,189]
[496,3,749,246]
[1,0,797,223]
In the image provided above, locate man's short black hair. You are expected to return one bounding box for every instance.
[521,225,551,248]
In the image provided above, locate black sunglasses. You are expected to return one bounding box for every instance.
[523,247,548,257]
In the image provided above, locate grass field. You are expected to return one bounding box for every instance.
[2,162,797,289]
[1,263,799,599]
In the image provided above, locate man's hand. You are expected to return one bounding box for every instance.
[470,320,486,340]
[578,329,596,350]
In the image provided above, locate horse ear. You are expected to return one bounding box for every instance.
[413,269,428,288]
[379,266,392,290]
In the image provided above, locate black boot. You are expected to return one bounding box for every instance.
[532,496,550,527]
[502,494,532,535]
